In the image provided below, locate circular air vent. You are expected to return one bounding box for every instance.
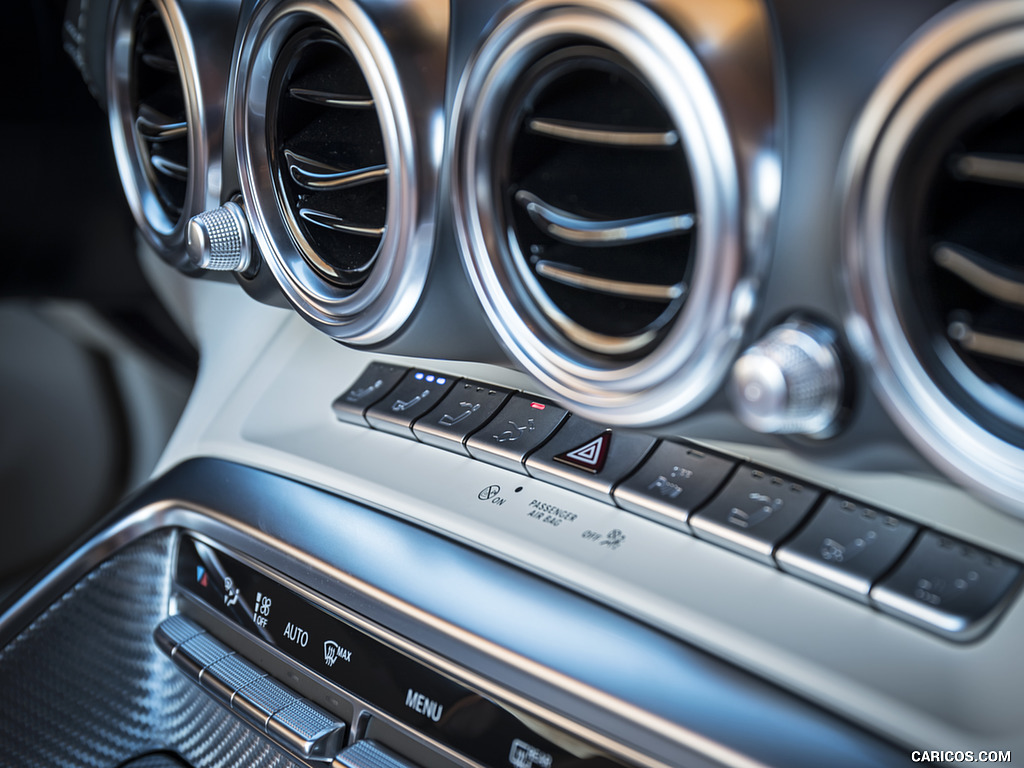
[268,27,387,288]
[454,0,778,426]
[500,46,694,357]
[109,0,204,262]
[237,0,435,345]
[843,0,1024,516]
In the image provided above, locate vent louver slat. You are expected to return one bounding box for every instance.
[502,46,696,356]
[131,2,189,222]
[150,154,188,181]
[516,190,694,246]
[268,27,388,288]
[288,88,375,109]
[950,152,1024,188]
[932,242,1024,309]
[284,149,388,191]
[527,117,679,147]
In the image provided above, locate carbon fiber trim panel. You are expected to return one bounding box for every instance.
[0,531,302,768]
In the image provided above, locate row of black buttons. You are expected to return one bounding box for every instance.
[333,363,1022,641]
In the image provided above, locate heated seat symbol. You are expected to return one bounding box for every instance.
[391,390,430,412]
[345,379,384,403]
[493,418,535,443]
[439,401,481,426]
[728,492,783,529]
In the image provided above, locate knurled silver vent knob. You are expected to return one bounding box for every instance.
[186,201,252,272]
[730,320,846,437]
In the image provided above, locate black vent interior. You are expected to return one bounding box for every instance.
[898,65,1024,443]
[131,1,188,222]
[497,45,696,359]
[268,26,388,288]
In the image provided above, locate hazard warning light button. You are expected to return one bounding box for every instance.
[525,415,657,503]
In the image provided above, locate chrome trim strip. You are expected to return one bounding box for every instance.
[840,0,1024,517]
[952,152,1024,187]
[933,243,1024,309]
[0,459,905,768]
[517,190,694,247]
[285,149,389,191]
[949,322,1024,365]
[528,117,678,147]
[535,260,684,301]
[289,87,376,108]
[299,208,386,238]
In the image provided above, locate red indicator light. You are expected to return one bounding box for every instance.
[530,402,546,410]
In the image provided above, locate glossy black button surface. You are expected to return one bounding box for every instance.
[412,380,512,454]
[776,496,919,602]
[871,531,1023,641]
[689,465,822,565]
[332,362,408,426]
[365,369,457,438]
[465,394,568,474]
[613,442,736,531]
[525,416,657,502]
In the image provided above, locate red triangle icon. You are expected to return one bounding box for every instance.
[554,431,611,474]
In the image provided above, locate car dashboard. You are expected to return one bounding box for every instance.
[2,0,1024,766]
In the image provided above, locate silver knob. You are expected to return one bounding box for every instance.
[186,201,252,272]
[729,319,845,437]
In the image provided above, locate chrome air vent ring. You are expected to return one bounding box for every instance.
[236,0,430,344]
[109,0,206,264]
[453,0,778,426]
[843,0,1024,517]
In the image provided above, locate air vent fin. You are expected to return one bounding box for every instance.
[131,2,189,221]
[268,26,388,288]
[502,45,696,357]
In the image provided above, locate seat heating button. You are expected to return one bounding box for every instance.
[365,369,457,438]
[413,380,512,454]
[776,496,918,602]
[233,675,299,729]
[525,416,656,503]
[690,465,822,565]
[174,633,233,679]
[613,442,736,531]
[871,531,1023,641]
[332,363,408,426]
[465,394,568,474]
[200,653,266,703]
[268,699,346,760]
